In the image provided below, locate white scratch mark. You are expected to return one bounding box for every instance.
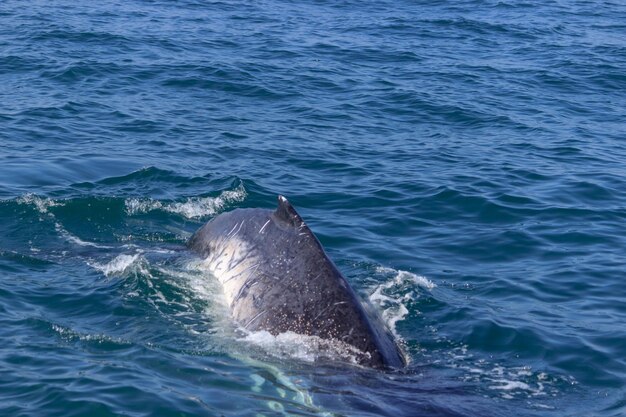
[244,310,267,328]
[229,220,245,238]
[227,222,239,236]
[259,219,271,234]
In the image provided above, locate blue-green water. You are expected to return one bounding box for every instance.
[1,0,625,415]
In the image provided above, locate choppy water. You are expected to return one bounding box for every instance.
[1,0,625,416]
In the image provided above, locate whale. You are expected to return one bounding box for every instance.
[188,195,405,368]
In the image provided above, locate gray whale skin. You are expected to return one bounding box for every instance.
[188,195,406,368]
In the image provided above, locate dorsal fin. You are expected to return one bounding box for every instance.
[273,195,304,227]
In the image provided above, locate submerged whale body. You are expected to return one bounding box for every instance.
[188,195,405,368]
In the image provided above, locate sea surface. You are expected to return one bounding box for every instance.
[1,1,625,416]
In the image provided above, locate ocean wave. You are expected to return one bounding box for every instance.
[125,183,247,219]
[54,222,113,249]
[3,0,625,414]
[89,253,144,277]
[51,323,132,347]
[16,194,64,214]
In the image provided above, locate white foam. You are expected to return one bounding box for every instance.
[16,194,64,214]
[532,403,556,410]
[449,351,576,400]
[90,253,143,276]
[124,198,163,215]
[241,330,369,365]
[375,266,436,290]
[51,323,129,345]
[368,266,435,338]
[125,184,247,219]
[489,380,532,391]
[182,260,231,307]
[167,260,235,336]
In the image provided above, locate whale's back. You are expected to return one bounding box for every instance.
[189,196,405,368]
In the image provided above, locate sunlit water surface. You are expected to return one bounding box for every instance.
[1,1,625,416]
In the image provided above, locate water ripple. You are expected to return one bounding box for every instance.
[1,0,626,415]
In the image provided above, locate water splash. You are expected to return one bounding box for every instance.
[368,266,435,337]
[89,253,144,277]
[125,183,247,219]
[16,194,64,214]
[241,330,370,366]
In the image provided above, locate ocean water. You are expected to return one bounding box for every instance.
[1,0,625,415]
